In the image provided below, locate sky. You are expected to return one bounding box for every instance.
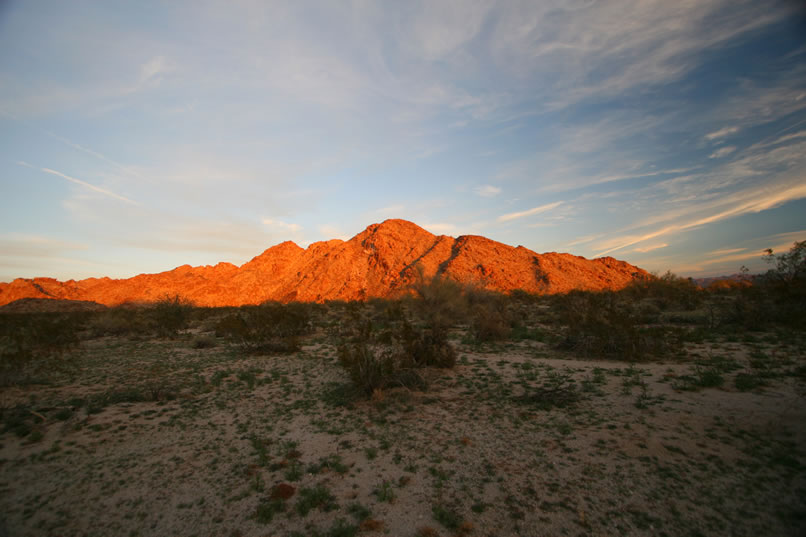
[1,0,805,282]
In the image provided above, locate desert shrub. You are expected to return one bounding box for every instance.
[465,288,513,343]
[709,242,806,331]
[469,303,511,343]
[0,312,83,385]
[149,294,195,336]
[756,240,806,327]
[337,343,426,395]
[398,319,457,368]
[508,288,540,303]
[191,334,217,349]
[215,301,314,354]
[624,271,702,311]
[87,307,152,337]
[336,303,456,395]
[409,273,470,327]
[555,290,681,360]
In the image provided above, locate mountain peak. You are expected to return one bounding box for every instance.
[0,220,650,307]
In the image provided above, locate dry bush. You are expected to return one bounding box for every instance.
[149,294,195,335]
[215,301,316,354]
[87,307,152,337]
[624,271,702,311]
[555,290,682,360]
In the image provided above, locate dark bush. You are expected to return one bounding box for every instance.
[0,312,83,385]
[337,343,425,395]
[398,320,457,368]
[150,294,194,336]
[214,301,315,354]
[555,290,681,360]
[624,271,702,311]
[87,307,152,337]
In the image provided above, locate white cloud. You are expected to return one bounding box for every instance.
[709,146,737,159]
[633,243,668,253]
[705,126,739,140]
[262,218,301,233]
[421,222,457,235]
[498,201,563,222]
[474,185,501,197]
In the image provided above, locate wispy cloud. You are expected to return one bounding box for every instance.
[262,218,301,233]
[0,233,88,258]
[17,161,138,205]
[498,201,563,222]
[44,130,148,180]
[633,243,668,253]
[474,185,501,197]
[707,248,747,256]
[705,126,739,140]
[595,182,806,256]
[709,146,737,159]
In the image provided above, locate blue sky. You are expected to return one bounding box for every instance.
[1,0,805,282]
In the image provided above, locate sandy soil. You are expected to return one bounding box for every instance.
[1,329,805,537]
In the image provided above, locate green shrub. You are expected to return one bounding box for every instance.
[516,369,580,410]
[432,504,462,530]
[296,484,338,516]
[735,372,766,391]
[337,343,426,395]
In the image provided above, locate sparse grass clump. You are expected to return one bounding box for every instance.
[517,369,580,410]
[295,484,338,516]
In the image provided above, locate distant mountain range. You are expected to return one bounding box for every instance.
[0,219,651,307]
[691,273,754,288]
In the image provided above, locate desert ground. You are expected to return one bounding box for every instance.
[1,292,805,537]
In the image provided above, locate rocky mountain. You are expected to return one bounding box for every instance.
[0,219,650,307]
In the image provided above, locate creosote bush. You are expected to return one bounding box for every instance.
[215,301,317,354]
[151,294,195,336]
[555,290,682,361]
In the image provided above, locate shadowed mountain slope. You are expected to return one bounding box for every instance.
[0,219,650,307]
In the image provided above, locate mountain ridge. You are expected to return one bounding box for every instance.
[0,219,651,307]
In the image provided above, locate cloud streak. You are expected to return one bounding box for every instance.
[709,146,737,159]
[17,162,138,205]
[474,185,501,197]
[498,202,563,222]
[705,126,739,140]
[595,182,806,256]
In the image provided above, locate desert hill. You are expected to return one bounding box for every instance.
[0,219,650,307]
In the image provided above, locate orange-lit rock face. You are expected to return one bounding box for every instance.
[0,219,650,307]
